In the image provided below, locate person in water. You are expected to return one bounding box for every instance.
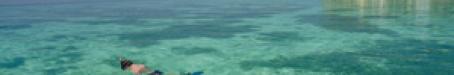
[120,57,203,75]
[120,57,162,75]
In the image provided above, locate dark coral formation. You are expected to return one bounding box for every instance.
[119,24,258,47]
[0,24,32,30]
[240,39,454,75]
[171,46,219,55]
[363,16,400,19]
[68,18,148,25]
[0,45,81,75]
[357,39,454,75]
[0,57,26,69]
[46,35,87,42]
[28,46,83,75]
[257,31,311,42]
[239,52,385,75]
[0,18,62,29]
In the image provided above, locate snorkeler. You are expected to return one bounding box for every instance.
[120,57,203,75]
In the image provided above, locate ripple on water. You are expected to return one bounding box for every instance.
[296,14,400,37]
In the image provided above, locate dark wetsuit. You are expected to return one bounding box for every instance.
[149,70,163,75]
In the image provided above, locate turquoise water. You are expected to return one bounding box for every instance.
[1,0,453,75]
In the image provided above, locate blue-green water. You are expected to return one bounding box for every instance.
[1,0,453,75]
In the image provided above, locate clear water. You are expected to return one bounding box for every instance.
[1,0,453,75]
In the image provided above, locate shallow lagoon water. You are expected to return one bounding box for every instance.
[0,0,453,75]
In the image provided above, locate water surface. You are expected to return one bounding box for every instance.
[0,0,453,75]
